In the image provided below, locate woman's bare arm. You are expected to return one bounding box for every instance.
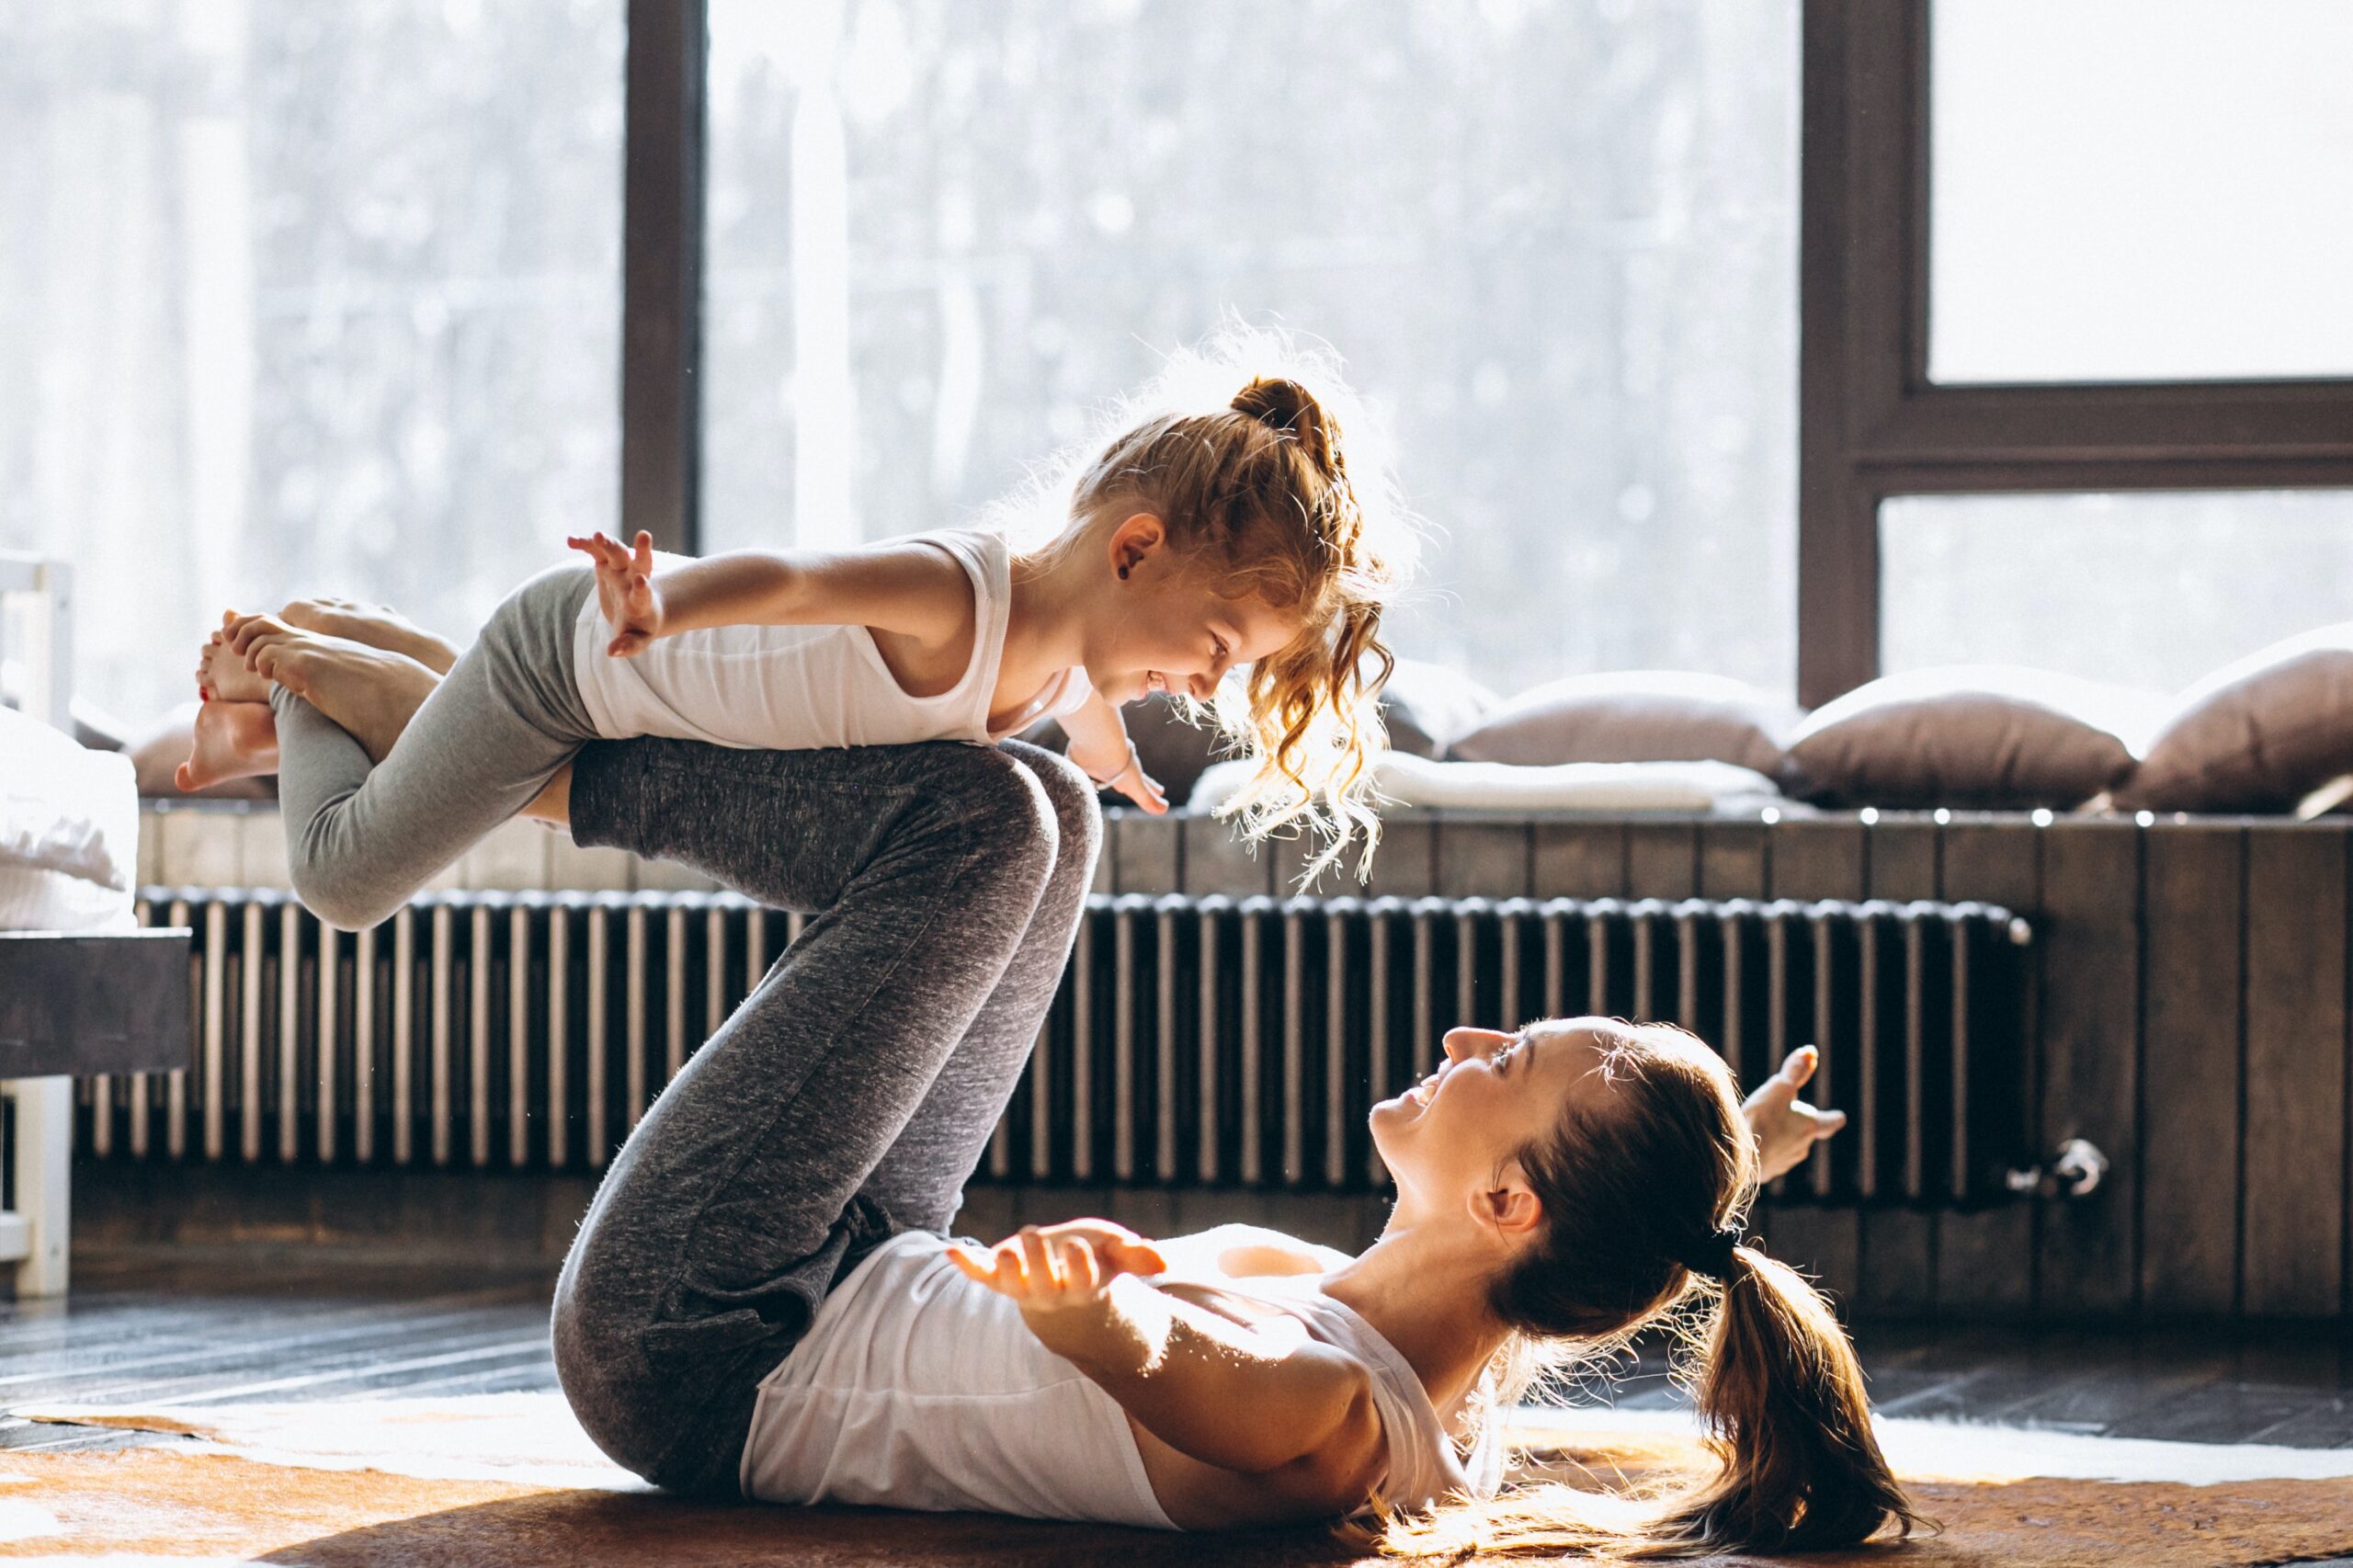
[953,1223,1386,1513]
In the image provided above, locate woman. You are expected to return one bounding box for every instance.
[259,613,1878,1554]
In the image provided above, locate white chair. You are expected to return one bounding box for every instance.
[2,554,188,1300]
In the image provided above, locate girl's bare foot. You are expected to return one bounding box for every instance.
[240,625,443,765]
[280,597,461,676]
[199,619,273,703]
[174,699,279,792]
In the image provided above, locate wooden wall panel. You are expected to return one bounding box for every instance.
[1937,816,2040,1320]
[1365,819,1439,900]
[1437,822,1533,900]
[1768,819,1868,904]
[1110,815,1181,894]
[2241,823,2347,1319]
[1179,816,1274,898]
[2139,823,2245,1316]
[1698,821,1769,901]
[1532,823,1627,898]
[2037,819,2141,1319]
[1760,818,1864,1312]
[1624,823,1700,900]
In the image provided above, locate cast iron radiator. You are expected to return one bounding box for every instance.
[80,890,2034,1205]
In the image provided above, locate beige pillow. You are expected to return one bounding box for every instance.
[1449,671,1799,777]
[2119,624,2353,812]
[1787,666,2165,810]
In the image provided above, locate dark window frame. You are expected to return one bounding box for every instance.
[1799,0,2353,706]
[620,0,707,557]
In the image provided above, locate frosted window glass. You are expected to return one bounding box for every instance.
[1929,0,2353,384]
[1881,491,2353,693]
[705,0,1800,698]
[0,0,623,729]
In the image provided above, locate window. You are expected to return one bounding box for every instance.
[1881,490,2353,691]
[701,0,1802,698]
[0,0,622,728]
[1928,0,2353,384]
[1798,1,2353,706]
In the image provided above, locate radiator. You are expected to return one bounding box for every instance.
[84,890,2034,1206]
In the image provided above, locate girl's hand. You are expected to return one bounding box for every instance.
[567,529,663,656]
[1743,1044,1847,1184]
[949,1221,1169,1316]
[1071,740,1170,815]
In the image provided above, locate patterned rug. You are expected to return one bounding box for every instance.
[5,1395,2351,1566]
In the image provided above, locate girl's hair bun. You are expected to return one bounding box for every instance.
[1232,376,1340,481]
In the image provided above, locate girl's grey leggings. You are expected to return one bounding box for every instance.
[542,732,1100,1495]
[269,562,600,933]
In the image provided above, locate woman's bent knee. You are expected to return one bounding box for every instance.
[938,743,1063,870]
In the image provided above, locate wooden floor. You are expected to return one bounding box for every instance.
[4,1245,2349,1455]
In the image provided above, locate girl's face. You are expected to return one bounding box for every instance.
[1370,1018,1607,1217]
[1094,513,1303,706]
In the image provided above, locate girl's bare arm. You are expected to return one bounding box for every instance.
[569,531,972,657]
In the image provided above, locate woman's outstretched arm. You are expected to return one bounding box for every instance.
[952,1222,1386,1516]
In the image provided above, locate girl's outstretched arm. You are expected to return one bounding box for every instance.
[567,530,973,658]
[1059,692,1169,814]
[951,1222,1385,1514]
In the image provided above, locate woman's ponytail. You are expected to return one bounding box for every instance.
[1654,1245,1924,1553]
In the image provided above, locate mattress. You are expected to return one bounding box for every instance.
[1,706,139,932]
[1188,752,1799,818]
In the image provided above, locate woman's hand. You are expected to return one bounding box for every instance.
[1743,1044,1847,1184]
[949,1221,1169,1317]
[567,529,664,656]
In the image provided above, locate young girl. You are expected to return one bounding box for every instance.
[179,353,1400,932]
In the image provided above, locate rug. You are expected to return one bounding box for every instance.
[6,1395,2353,1567]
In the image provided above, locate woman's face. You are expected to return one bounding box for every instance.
[1369,1018,1608,1202]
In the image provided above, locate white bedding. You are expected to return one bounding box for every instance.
[1188,753,1799,818]
[1,706,140,931]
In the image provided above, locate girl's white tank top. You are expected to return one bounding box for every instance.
[569,529,1089,749]
[737,1231,1484,1530]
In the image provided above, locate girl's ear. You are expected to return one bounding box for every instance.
[1479,1164,1543,1240]
[1108,512,1167,580]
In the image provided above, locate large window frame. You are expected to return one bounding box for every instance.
[620,0,707,560]
[619,2,2353,706]
[1798,0,2353,706]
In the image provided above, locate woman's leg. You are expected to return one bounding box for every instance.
[550,735,1063,1494]
[850,738,1102,1233]
[269,565,598,930]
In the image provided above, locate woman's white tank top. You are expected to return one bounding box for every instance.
[569,529,1089,750]
[737,1231,1483,1530]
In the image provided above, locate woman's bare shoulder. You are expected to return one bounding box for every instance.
[1156,1223,1352,1279]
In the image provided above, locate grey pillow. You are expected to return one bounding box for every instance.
[1449,671,1800,777]
[2118,624,2353,812]
[1378,658,1498,760]
[1787,666,2165,810]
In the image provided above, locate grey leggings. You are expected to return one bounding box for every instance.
[543,733,1100,1495]
[271,562,598,932]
